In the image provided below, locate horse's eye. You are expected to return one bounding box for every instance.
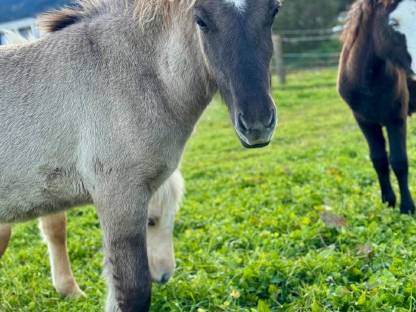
[195,16,209,32]
[148,218,157,227]
[272,7,280,18]
[268,5,280,26]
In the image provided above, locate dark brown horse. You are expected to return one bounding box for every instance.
[338,0,416,214]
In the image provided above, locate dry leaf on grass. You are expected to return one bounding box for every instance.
[320,211,347,229]
[357,244,374,257]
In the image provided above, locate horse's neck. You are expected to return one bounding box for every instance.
[343,31,378,89]
[340,6,385,89]
[157,23,216,124]
[95,14,215,127]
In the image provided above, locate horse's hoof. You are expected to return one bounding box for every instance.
[400,202,415,215]
[65,286,86,299]
[382,192,396,208]
[55,281,86,299]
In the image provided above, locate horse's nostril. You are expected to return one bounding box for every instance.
[160,273,171,284]
[237,113,249,132]
[267,112,276,129]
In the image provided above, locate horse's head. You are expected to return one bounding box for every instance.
[372,0,416,78]
[194,0,279,148]
[147,172,183,284]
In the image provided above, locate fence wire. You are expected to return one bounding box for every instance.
[273,27,342,74]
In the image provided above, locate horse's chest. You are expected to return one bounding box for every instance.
[353,100,400,124]
[349,80,404,124]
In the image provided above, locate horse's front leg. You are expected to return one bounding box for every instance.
[93,175,152,312]
[39,213,84,298]
[386,120,415,214]
[355,116,396,207]
[0,223,11,257]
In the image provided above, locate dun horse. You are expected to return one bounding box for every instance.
[0,0,279,310]
[0,170,184,298]
[0,30,183,299]
[338,0,416,214]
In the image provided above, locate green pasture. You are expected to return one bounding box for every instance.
[2,69,416,311]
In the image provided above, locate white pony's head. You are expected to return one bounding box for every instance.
[147,170,184,284]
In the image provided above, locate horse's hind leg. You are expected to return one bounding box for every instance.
[355,117,396,207]
[39,213,85,298]
[0,224,11,258]
[386,120,415,214]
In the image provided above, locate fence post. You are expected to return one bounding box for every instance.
[273,34,286,85]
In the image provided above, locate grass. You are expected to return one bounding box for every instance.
[2,69,416,311]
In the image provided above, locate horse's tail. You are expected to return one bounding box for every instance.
[0,29,31,45]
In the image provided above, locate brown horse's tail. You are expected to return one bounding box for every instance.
[408,78,416,116]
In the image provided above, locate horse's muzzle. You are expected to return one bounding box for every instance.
[235,111,276,148]
[153,272,172,284]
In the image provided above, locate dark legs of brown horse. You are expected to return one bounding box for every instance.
[356,117,397,207]
[386,120,415,214]
[356,116,415,214]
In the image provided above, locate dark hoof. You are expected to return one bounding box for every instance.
[400,201,415,215]
[382,191,396,208]
[118,296,151,312]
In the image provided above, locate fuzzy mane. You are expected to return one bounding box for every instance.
[39,8,84,32]
[39,0,196,33]
[133,0,196,25]
[341,0,394,47]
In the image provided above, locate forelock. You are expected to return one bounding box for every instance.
[224,0,247,12]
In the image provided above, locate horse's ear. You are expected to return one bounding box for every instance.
[38,8,82,33]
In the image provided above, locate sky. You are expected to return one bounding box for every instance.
[0,0,70,24]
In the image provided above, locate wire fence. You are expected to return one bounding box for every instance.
[0,21,341,85]
[272,27,343,84]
